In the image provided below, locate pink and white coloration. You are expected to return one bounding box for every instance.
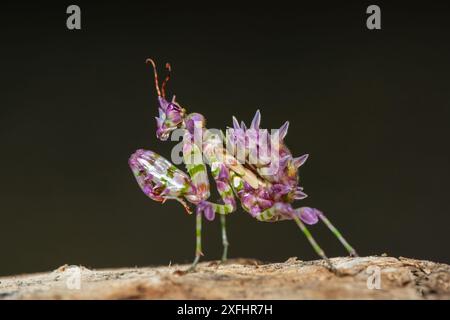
[129,59,358,271]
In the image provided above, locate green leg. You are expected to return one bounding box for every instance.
[292,215,335,271]
[318,212,358,257]
[220,214,229,262]
[208,161,236,262]
[188,213,203,271]
[184,140,238,267]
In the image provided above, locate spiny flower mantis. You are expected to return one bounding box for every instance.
[129,59,357,271]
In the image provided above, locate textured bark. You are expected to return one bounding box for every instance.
[0,256,449,300]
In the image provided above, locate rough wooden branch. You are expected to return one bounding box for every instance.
[0,256,449,299]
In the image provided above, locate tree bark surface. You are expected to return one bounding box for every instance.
[1,256,449,299]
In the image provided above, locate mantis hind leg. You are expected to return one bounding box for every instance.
[317,211,358,257]
[255,205,335,270]
[295,207,358,257]
[291,215,335,271]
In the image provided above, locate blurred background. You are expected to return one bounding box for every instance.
[1,1,449,276]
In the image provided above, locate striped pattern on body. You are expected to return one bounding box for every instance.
[204,138,237,215]
[210,163,236,215]
[183,140,210,201]
[255,207,277,222]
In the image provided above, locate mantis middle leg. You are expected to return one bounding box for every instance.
[182,137,237,267]
[254,204,334,270]
[206,154,238,262]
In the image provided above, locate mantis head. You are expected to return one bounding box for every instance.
[146,59,187,141]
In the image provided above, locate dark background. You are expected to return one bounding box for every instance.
[1,1,449,276]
